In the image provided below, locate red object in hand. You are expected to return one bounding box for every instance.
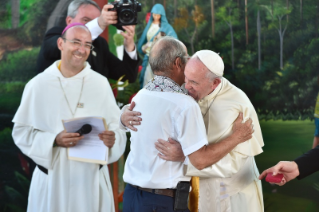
[265,173,284,183]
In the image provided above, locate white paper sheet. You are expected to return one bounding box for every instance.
[63,116,108,164]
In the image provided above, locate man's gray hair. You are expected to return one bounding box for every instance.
[149,36,187,76]
[67,0,101,18]
[192,55,222,81]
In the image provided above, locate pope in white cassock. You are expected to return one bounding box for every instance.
[12,23,126,212]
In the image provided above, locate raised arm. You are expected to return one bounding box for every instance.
[188,113,253,170]
[155,113,253,170]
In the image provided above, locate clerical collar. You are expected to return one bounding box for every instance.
[144,75,187,95]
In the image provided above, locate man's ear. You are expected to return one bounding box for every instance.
[174,57,182,70]
[66,16,72,25]
[57,37,64,51]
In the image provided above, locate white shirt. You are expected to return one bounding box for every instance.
[123,76,208,189]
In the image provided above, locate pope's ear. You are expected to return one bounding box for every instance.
[212,77,221,90]
[57,37,64,51]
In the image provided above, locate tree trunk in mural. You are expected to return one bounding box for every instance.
[286,0,289,22]
[47,0,73,31]
[257,9,261,70]
[230,22,234,70]
[271,0,273,15]
[211,0,215,38]
[300,0,302,22]
[11,0,20,29]
[174,0,177,18]
[278,15,287,70]
[263,3,290,69]
[245,0,248,44]
[216,2,239,70]
[224,9,235,70]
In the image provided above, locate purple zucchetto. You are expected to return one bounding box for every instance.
[61,23,88,36]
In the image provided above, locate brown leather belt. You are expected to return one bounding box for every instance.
[130,184,176,197]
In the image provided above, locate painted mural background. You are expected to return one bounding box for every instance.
[0,0,318,211]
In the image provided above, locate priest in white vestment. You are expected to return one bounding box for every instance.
[12,24,126,212]
[153,50,264,212]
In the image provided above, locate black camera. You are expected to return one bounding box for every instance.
[108,0,142,30]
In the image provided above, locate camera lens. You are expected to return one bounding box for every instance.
[119,9,134,24]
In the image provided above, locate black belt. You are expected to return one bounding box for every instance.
[130,184,176,197]
[37,164,103,175]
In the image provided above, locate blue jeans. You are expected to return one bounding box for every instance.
[123,184,190,212]
[315,117,319,137]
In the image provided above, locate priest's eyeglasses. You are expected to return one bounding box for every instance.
[62,38,94,51]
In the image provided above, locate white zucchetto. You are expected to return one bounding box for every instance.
[194,50,224,76]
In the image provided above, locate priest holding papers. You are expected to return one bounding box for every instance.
[12,23,126,212]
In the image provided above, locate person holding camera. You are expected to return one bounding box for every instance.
[36,0,140,83]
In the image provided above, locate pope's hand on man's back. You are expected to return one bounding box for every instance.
[55,130,84,147]
[232,113,254,144]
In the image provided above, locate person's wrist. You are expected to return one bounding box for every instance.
[120,114,127,127]
[292,161,300,176]
[97,17,107,30]
[124,41,135,52]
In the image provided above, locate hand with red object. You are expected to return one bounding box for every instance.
[259,161,299,186]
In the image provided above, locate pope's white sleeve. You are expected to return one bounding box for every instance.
[186,150,248,178]
[86,18,103,40]
[12,123,58,169]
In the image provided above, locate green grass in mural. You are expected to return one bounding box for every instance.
[256,120,319,211]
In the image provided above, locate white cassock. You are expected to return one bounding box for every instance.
[12,61,126,212]
[187,78,264,212]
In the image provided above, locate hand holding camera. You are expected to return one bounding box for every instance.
[98,4,118,30]
[108,0,142,31]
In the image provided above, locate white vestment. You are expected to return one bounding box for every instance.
[186,78,264,212]
[12,61,126,212]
